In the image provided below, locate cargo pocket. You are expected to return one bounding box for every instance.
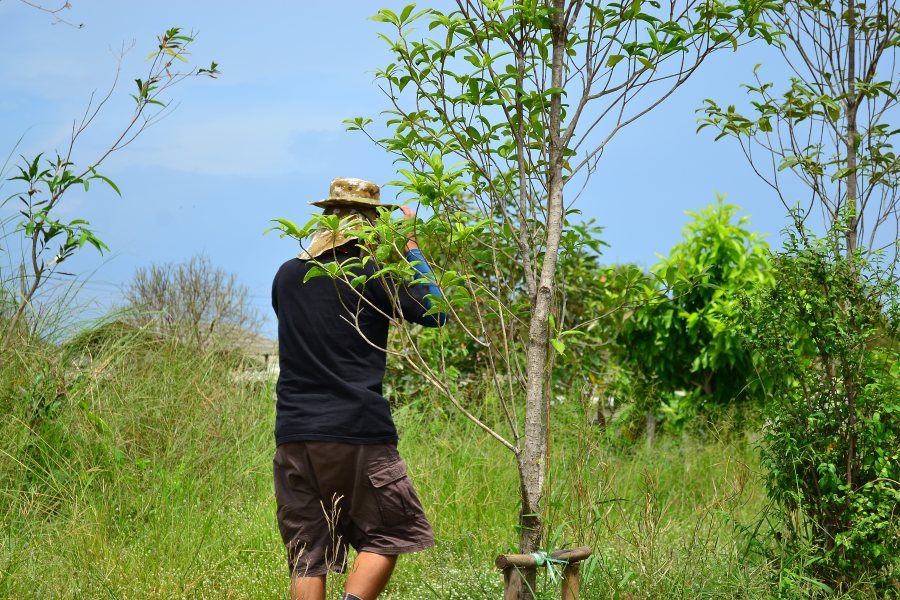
[368,459,412,527]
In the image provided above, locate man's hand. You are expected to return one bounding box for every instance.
[399,205,418,251]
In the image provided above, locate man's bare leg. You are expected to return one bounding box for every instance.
[290,575,326,600]
[344,552,397,599]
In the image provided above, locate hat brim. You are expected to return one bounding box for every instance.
[298,228,360,260]
[310,198,400,211]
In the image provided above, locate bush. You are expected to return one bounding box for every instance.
[741,229,900,593]
[617,198,771,436]
[124,255,261,350]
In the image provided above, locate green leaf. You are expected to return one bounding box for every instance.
[370,9,398,24]
[90,170,122,197]
[264,218,305,239]
[665,265,677,287]
[550,338,566,356]
[400,3,414,24]
[303,265,328,282]
[606,54,625,68]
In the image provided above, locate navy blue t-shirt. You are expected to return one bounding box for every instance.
[271,245,444,445]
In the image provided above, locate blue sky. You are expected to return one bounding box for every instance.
[1,1,799,337]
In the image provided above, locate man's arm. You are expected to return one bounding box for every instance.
[402,247,447,327]
[397,206,447,327]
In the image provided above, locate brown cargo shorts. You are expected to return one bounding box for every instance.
[273,441,435,577]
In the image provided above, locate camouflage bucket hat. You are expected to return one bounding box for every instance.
[300,178,398,260]
[309,177,399,211]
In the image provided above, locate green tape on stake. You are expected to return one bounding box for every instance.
[530,551,567,584]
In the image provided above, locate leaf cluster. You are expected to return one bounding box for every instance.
[618,197,772,409]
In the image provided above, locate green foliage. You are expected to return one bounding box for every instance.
[696,4,900,587]
[0,326,280,598]
[552,257,653,422]
[277,0,781,565]
[741,228,900,592]
[0,322,787,599]
[621,198,771,410]
[8,155,114,264]
[0,316,891,597]
[334,0,781,397]
[344,0,780,345]
[379,216,644,406]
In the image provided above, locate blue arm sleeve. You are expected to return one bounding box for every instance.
[404,248,448,327]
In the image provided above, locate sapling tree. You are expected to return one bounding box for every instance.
[0,28,219,353]
[618,198,771,422]
[698,1,900,589]
[272,1,775,595]
[698,0,900,257]
[741,231,899,592]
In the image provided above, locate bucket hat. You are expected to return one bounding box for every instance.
[299,178,397,260]
[310,177,398,211]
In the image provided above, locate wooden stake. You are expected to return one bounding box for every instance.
[503,566,536,600]
[503,568,520,600]
[496,546,591,600]
[561,563,580,600]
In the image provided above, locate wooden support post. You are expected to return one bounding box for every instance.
[503,567,528,600]
[561,562,580,600]
[496,546,591,600]
[502,566,536,600]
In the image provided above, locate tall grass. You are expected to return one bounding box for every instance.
[384,401,772,600]
[1,328,282,599]
[0,326,884,599]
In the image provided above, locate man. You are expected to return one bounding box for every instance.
[271,177,446,600]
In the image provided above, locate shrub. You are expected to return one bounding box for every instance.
[617,197,771,433]
[741,229,900,593]
[124,255,261,350]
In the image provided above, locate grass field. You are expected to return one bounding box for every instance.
[0,331,863,599]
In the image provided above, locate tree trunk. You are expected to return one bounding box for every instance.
[516,2,567,590]
[845,0,859,257]
[645,413,658,447]
[842,0,859,540]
